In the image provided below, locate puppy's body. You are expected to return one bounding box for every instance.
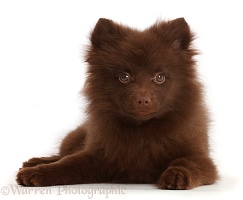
[17,18,218,189]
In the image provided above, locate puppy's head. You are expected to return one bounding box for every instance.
[85,18,198,122]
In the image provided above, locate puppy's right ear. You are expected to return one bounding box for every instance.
[90,18,123,48]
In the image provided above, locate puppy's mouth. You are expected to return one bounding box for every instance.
[127,110,156,121]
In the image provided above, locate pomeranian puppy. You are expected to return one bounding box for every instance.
[17,18,218,189]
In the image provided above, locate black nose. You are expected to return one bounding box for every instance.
[136,96,151,107]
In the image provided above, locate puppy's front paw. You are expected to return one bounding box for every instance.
[16,165,60,186]
[158,167,194,190]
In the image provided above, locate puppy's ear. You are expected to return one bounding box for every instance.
[156,18,193,50]
[90,18,124,48]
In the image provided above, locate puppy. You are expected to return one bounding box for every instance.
[17,18,218,189]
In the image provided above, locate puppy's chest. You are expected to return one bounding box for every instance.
[106,133,171,170]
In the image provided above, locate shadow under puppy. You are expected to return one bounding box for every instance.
[17,18,218,189]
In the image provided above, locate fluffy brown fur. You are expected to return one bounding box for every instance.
[16,18,218,189]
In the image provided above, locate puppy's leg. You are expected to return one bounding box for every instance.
[17,151,105,186]
[59,125,87,157]
[22,156,60,168]
[158,156,218,190]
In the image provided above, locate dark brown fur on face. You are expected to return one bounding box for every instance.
[16,18,218,189]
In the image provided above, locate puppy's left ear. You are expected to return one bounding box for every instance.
[156,18,193,50]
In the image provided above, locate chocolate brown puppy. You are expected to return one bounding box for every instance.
[17,18,218,189]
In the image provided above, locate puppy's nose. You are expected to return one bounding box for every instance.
[136,96,151,107]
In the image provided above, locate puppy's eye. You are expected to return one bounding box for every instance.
[153,73,166,84]
[119,73,131,83]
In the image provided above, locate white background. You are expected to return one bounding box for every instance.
[0,0,243,199]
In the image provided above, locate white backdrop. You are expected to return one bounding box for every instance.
[0,0,243,199]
